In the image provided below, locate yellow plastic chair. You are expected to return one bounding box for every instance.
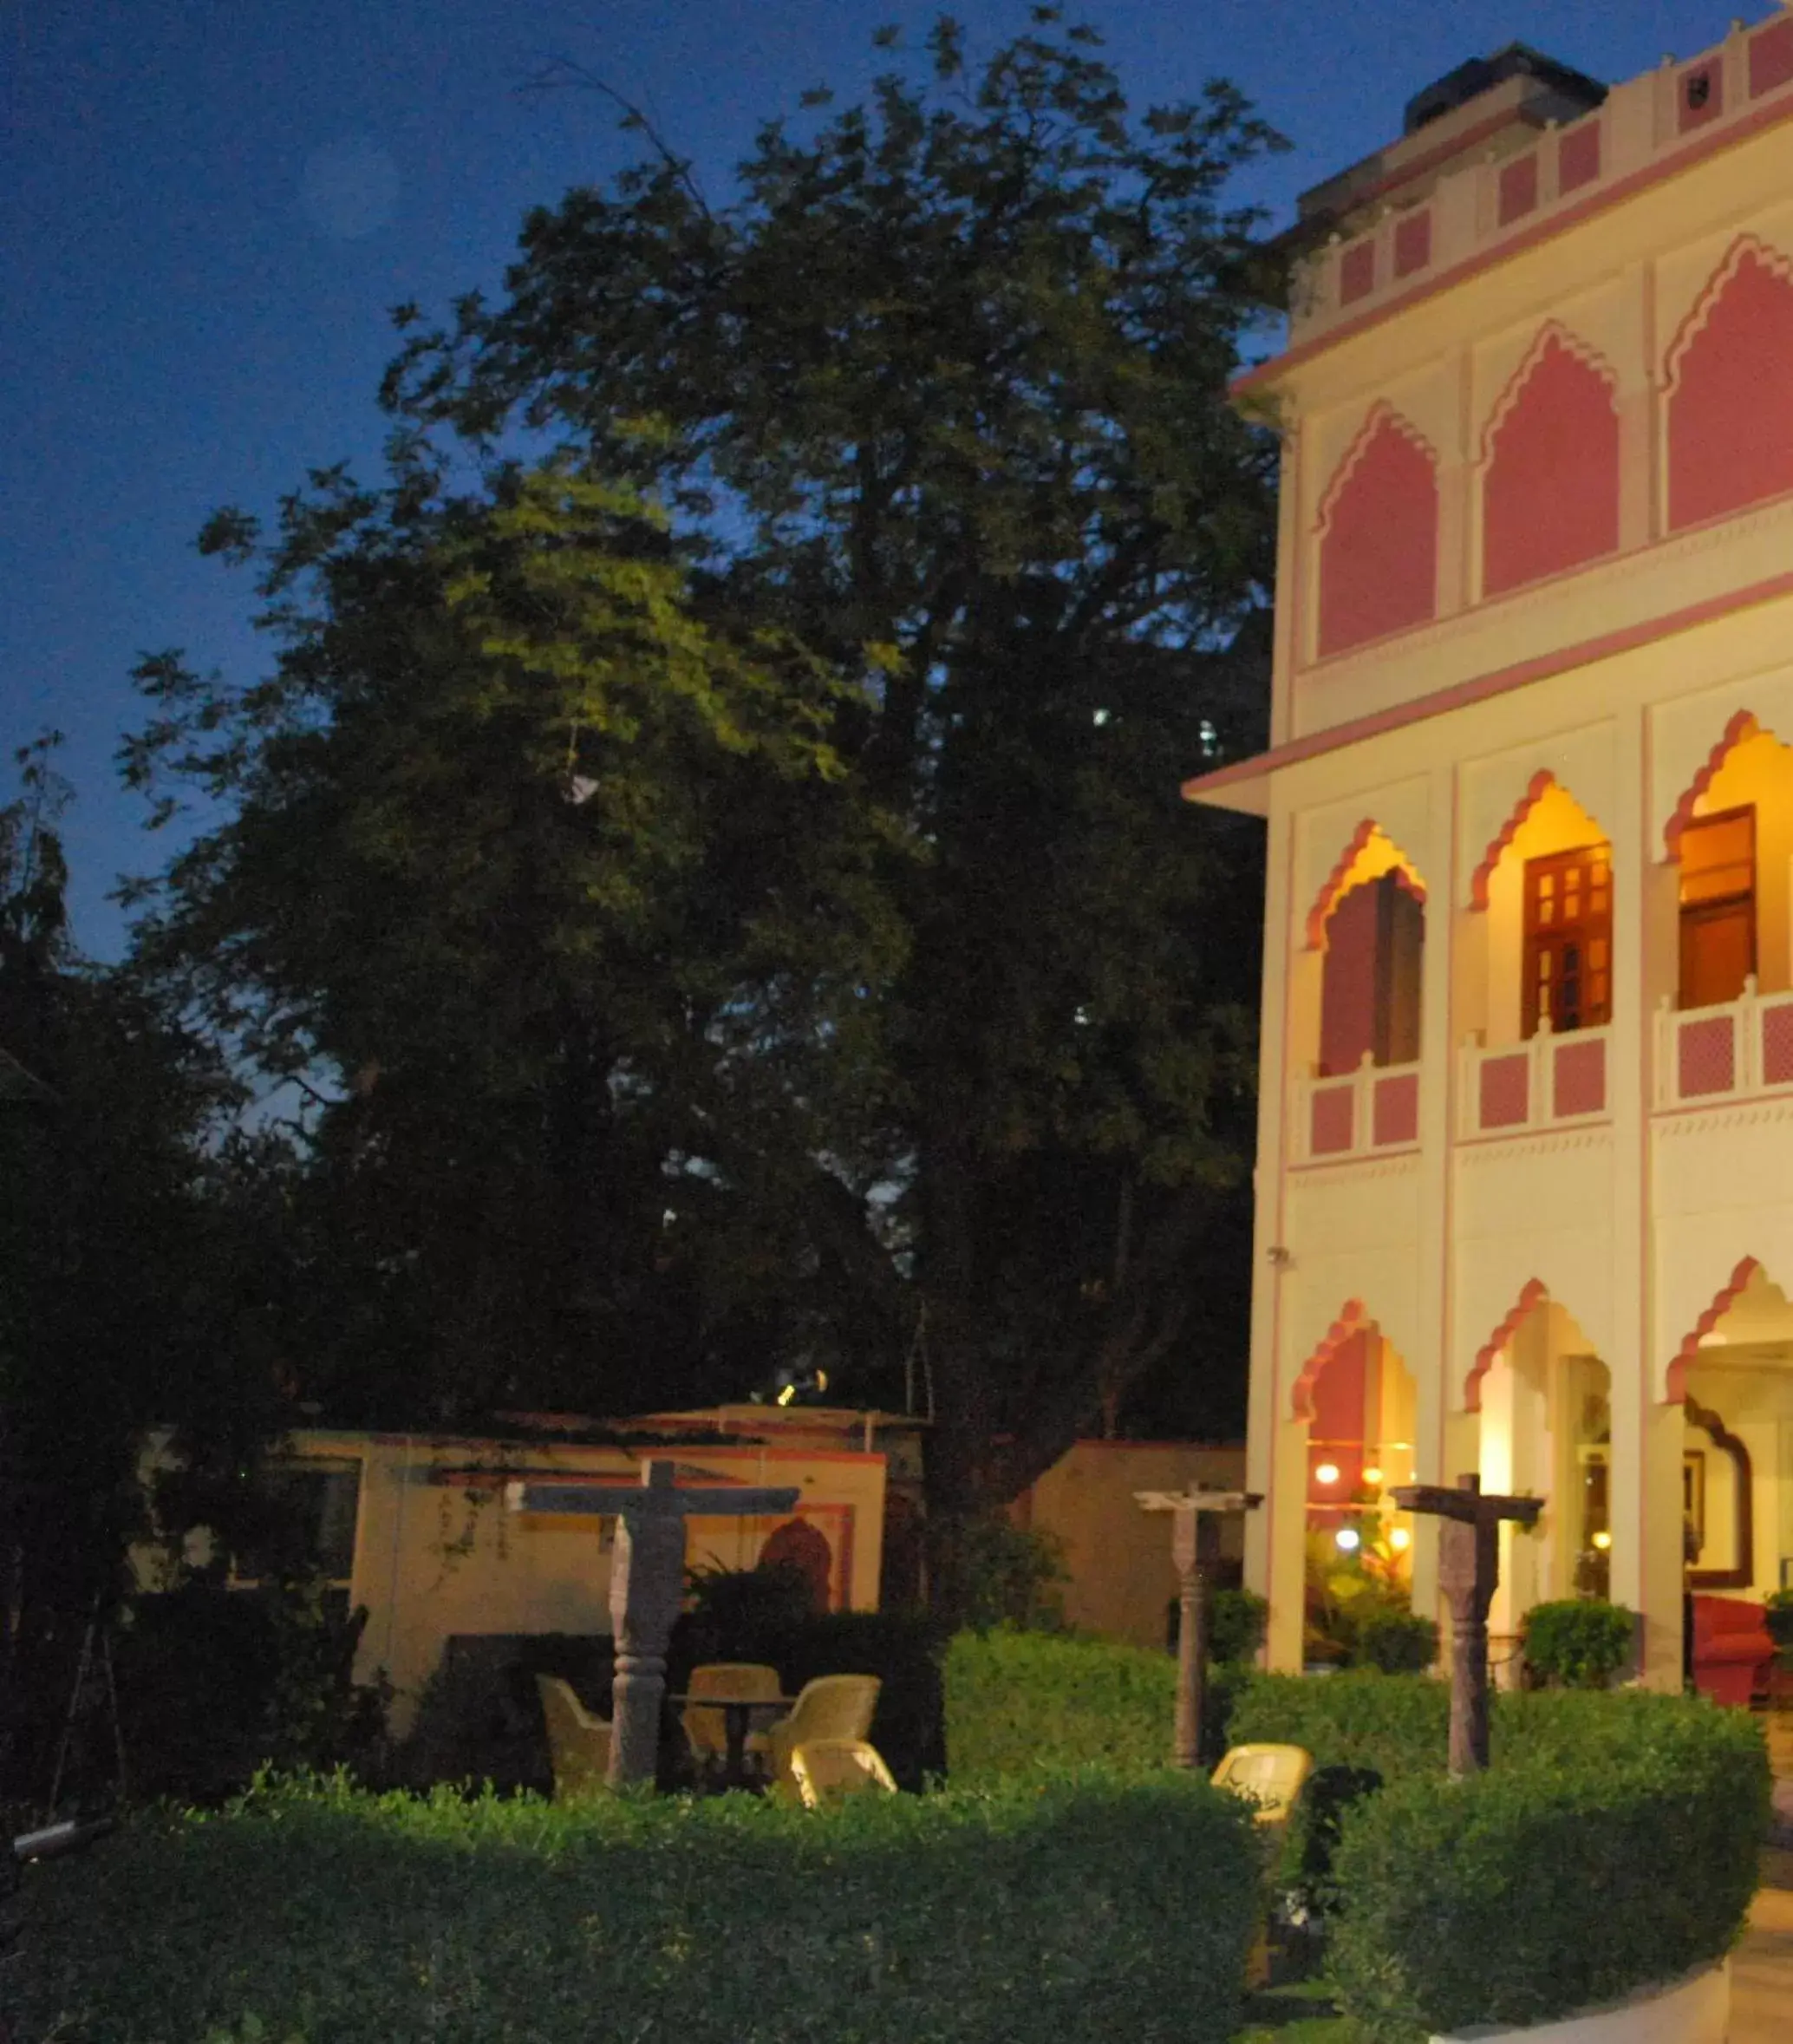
[764,1674,882,1791]
[1209,1743,1314,1828]
[535,1674,613,1798]
[788,1737,898,1808]
[681,1662,784,1777]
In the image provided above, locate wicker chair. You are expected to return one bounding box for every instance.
[764,1674,881,1793]
[788,1737,898,1808]
[534,1674,613,1798]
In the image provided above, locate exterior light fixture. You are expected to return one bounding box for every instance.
[1362,1465,1384,1486]
[1314,1462,1340,1486]
[1390,1526,1411,1552]
[1591,1529,1613,1551]
[1334,1527,1361,1552]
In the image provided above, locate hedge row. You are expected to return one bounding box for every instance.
[14,1770,1261,2044]
[1229,1673,1769,2041]
[942,1628,1178,1780]
[1328,1693,1768,2041]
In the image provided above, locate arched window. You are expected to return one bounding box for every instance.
[1319,873,1425,1075]
[1482,330,1620,597]
[1316,409,1438,657]
[1668,241,1793,531]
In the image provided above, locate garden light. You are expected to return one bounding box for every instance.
[1334,1527,1361,1552]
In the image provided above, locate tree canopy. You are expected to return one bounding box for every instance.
[124,11,1284,1565]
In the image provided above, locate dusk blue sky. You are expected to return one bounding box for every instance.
[2,0,1743,959]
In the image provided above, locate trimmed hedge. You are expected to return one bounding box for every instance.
[1226,1669,1448,1784]
[943,1628,1177,1780]
[13,1771,1262,2044]
[1327,1693,1768,2041]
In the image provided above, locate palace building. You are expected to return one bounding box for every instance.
[1183,16,1793,1682]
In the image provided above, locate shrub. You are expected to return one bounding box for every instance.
[14,1770,1262,2044]
[1226,1669,1449,1786]
[944,1629,1175,1781]
[1208,1587,1268,1667]
[1350,1608,1438,1675]
[946,1515,1072,1633]
[1327,1691,1768,2042]
[1522,1597,1636,1688]
[1764,1588,1793,1654]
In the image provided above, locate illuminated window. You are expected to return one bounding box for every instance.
[1522,843,1611,1036]
[1679,806,1756,1010]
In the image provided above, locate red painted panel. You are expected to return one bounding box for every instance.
[1317,414,1438,657]
[1483,333,1620,597]
[1319,880,1380,1076]
[1553,1036,1606,1118]
[1340,239,1376,305]
[1558,123,1601,194]
[1669,247,1793,531]
[1751,18,1793,97]
[1498,154,1538,225]
[1310,1329,1369,1497]
[1310,1083,1355,1157]
[1678,1014,1737,1097]
[1762,1003,1793,1086]
[1679,59,1725,133]
[1393,211,1431,278]
[1372,1070,1419,1146]
[1479,1054,1529,1130]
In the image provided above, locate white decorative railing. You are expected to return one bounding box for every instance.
[1655,979,1793,1109]
[1458,1021,1612,1139]
[1294,1054,1422,1165]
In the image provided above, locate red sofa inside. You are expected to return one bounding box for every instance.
[1690,1593,1774,1707]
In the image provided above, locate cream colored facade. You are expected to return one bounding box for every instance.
[1187,18,1793,1683]
[1011,1440,1247,1647]
[156,1414,896,1733]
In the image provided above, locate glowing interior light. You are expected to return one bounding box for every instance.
[1361,1465,1384,1486]
[1591,1530,1613,1551]
[1334,1528,1361,1552]
[1314,1462,1340,1486]
[1390,1527,1411,1552]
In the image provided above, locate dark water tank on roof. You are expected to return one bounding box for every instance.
[1404,42,1607,134]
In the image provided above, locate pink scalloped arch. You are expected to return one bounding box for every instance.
[1663,710,1765,857]
[1305,820,1429,950]
[1464,1278,1548,1414]
[1481,324,1620,598]
[1314,404,1439,659]
[1665,237,1793,532]
[1665,1257,1764,1403]
[1290,1299,1374,1423]
[1469,770,1557,910]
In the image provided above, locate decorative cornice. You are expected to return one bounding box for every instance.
[1455,1126,1614,1165]
[1653,1095,1793,1137]
[1288,1150,1424,1186]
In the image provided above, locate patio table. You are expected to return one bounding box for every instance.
[669,1690,793,1791]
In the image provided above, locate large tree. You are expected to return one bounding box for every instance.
[127,11,1283,1584]
[0,740,291,1794]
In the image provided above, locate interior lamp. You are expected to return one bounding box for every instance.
[1390,1526,1411,1552]
[1314,1462,1341,1486]
[1591,1529,1613,1551]
[1334,1527,1361,1552]
[1361,1464,1384,1486]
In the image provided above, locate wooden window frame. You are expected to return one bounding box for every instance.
[1522,842,1613,1039]
[1677,803,1757,1011]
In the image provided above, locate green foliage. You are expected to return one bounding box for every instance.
[126,14,1285,1527]
[14,1770,1262,2044]
[1522,1598,1637,1688]
[1326,1692,1768,2041]
[1349,1609,1438,1675]
[682,1560,820,1655]
[1227,1671,1451,1787]
[1209,1586,1268,1666]
[945,1515,1072,1634]
[944,1629,1177,1781]
[1764,1588,1793,1652]
[115,1584,390,1802]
